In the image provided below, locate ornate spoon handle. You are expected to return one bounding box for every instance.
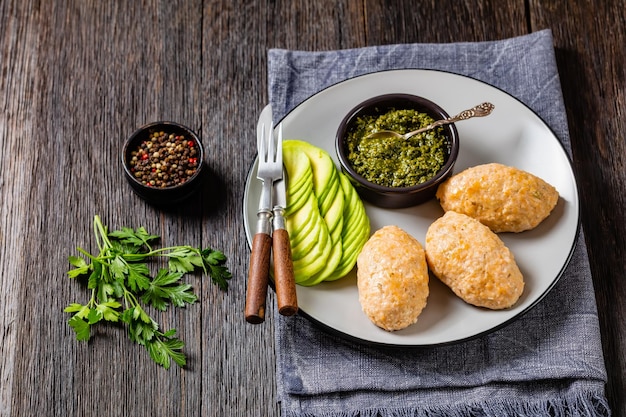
[363,102,495,141]
[408,102,495,137]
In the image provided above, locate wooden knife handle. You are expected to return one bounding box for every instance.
[272,228,298,316]
[245,232,272,324]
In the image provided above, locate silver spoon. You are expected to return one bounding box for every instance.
[363,102,495,141]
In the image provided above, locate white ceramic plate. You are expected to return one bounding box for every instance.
[243,69,579,346]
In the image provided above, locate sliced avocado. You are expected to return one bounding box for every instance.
[284,140,336,202]
[292,220,332,283]
[283,145,312,191]
[291,218,323,261]
[298,238,343,286]
[318,173,341,216]
[322,186,344,234]
[324,174,370,281]
[286,193,317,240]
[286,177,314,215]
[282,142,371,286]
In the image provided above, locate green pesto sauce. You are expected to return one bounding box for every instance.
[345,109,448,188]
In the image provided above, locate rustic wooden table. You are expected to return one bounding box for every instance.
[1,1,624,416]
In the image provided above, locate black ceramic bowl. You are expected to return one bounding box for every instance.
[335,94,460,208]
[122,121,205,205]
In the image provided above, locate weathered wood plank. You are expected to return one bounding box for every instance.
[529,1,626,415]
[4,1,204,416]
[363,0,527,44]
[0,1,42,415]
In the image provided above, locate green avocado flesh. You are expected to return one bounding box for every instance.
[283,140,370,285]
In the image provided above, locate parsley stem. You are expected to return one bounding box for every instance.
[76,246,114,265]
[88,289,97,309]
[123,288,139,309]
[94,215,114,252]
[134,246,197,256]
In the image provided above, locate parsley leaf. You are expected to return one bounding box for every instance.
[108,226,159,250]
[65,215,232,369]
[87,308,103,324]
[168,248,198,274]
[68,315,91,341]
[201,248,232,291]
[127,262,151,292]
[147,333,186,370]
[68,256,91,278]
[142,269,197,311]
[96,301,122,322]
[110,255,127,280]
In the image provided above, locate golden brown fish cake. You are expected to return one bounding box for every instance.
[425,211,524,309]
[436,163,559,233]
[357,225,429,331]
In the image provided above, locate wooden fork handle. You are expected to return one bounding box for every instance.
[272,228,298,316]
[245,232,272,324]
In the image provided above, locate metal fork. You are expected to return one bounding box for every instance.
[245,119,282,323]
[257,121,283,215]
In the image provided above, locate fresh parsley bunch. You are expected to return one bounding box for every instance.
[65,215,232,369]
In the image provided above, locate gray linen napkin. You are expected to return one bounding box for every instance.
[268,30,610,417]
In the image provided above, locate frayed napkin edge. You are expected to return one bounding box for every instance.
[281,385,611,417]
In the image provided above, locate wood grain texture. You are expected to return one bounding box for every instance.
[0,1,39,411]
[272,228,298,316]
[1,0,624,416]
[529,2,626,415]
[245,232,272,323]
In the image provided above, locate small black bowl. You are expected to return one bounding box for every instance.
[122,121,206,205]
[336,94,459,208]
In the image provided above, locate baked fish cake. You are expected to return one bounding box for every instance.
[436,163,559,233]
[357,225,429,331]
[425,211,524,309]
